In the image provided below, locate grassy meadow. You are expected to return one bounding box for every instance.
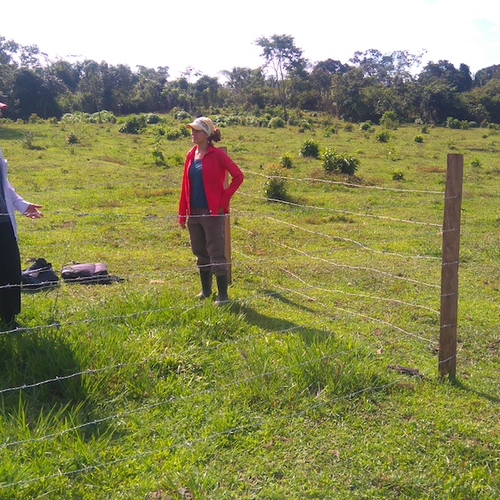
[0,113,499,499]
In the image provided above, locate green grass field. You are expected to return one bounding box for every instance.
[0,114,499,499]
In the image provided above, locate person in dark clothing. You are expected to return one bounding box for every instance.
[0,101,43,327]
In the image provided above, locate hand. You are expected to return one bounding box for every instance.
[179,221,186,229]
[24,204,43,219]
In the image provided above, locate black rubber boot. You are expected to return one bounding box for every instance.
[214,274,230,306]
[197,270,212,299]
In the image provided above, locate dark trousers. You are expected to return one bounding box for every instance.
[0,221,21,322]
[187,208,227,276]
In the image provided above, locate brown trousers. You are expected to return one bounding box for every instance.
[187,208,227,276]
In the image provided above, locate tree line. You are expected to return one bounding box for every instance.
[1,34,499,125]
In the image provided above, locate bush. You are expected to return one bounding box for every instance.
[173,109,190,120]
[264,166,288,201]
[323,125,338,137]
[469,157,482,168]
[322,148,360,176]
[146,113,161,124]
[375,130,390,143]
[268,117,285,129]
[280,153,294,169]
[61,110,116,124]
[414,135,424,143]
[446,117,461,129]
[151,145,165,165]
[299,139,320,158]
[165,126,189,141]
[380,111,399,129]
[28,113,42,124]
[20,131,36,149]
[392,169,405,181]
[66,132,79,145]
[119,115,146,134]
[360,121,373,131]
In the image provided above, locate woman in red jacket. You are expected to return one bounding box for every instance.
[178,117,244,304]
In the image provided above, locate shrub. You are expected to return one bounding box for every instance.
[264,166,288,201]
[298,119,312,131]
[375,130,390,143]
[323,125,338,137]
[446,117,461,129]
[119,115,146,134]
[173,109,190,120]
[146,113,161,124]
[164,126,188,141]
[20,131,36,149]
[386,147,399,161]
[61,110,116,124]
[380,111,399,129]
[28,113,42,124]
[151,145,165,165]
[322,148,360,176]
[414,135,424,143]
[91,110,117,123]
[268,116,285,129]
[469,157,482,168]
[360,121,373,131]
[299,139,320,158]
[280,153,294,169]
[66,132,79,145]
[392,169,405,181]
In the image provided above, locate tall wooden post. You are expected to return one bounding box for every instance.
[220,147,232,284]
[439,153,463,380]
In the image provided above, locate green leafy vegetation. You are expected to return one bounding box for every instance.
[299,138,320,158]
[2,34,500,129]
[322,148,360,175]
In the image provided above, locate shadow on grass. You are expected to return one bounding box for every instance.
[0,326,87,416]
[228,290,333,345]
[451,378,500,404]
[0,126,25,141]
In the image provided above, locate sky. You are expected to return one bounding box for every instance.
[2,0,500,79]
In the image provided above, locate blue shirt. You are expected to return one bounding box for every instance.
[188,159,208,208]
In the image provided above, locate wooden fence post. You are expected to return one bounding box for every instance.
[220,147,232,284]
[439,153,463,380]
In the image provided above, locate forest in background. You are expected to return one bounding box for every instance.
[1,33,500,126]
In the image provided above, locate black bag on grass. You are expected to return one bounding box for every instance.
[21,258,59,291]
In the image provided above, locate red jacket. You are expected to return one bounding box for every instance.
[178,145,244,224]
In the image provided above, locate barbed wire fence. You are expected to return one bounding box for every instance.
[0,155,463,492]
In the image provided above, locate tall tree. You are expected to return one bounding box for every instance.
[350,49,424,86]
[419,60,472,92]
[255,34,306,120]
[310,59,351,111]
[135,66,169,113]
[473,64,500,87]
[220,67,267,109]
